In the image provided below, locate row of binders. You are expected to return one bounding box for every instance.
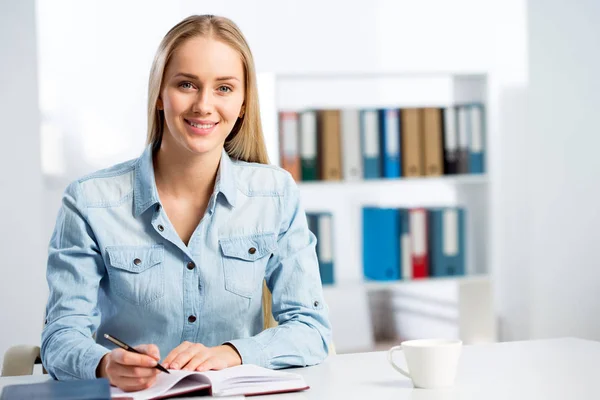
[279,105,486,182]
[363,207,466,281]
[306,212,335,285]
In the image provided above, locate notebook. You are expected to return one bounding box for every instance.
[110,364,309,399]
[1,378,110,400]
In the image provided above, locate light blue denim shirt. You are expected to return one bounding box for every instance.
[41,146,332,380]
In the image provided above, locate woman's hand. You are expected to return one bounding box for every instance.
[97,344,161,392]
[163,342,242,372]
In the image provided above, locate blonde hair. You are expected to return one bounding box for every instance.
[146,15,269,164]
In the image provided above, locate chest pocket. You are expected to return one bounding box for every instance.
[105,245,165,306]
[219,233,277,298]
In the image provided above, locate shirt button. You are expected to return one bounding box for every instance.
[187,261,195,270]
[188,315,197,323]
[133,258,142,266]
[248,247,256,255]
[157,224,164,232]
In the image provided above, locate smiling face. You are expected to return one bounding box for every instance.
[157,36,245,159]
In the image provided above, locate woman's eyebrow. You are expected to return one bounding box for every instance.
[173,72,240,82]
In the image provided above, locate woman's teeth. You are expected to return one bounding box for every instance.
[188,120,214,129]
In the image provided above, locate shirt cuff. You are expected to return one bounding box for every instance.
[225,337,267,368]
[81,342,111,380]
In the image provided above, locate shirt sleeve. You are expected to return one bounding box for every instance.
[41,181,110,380]
[227,173,333,369]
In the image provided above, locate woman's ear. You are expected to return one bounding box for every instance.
[239,104,245,118]
[157,98,164,110]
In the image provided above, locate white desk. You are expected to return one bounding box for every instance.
[1,338,598,399]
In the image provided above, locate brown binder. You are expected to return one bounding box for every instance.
[279,112,301,181]
[401,108,424,177]
[319,110,342,180]
[422,108,444,176]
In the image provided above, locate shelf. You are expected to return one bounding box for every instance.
[298,175,488,210]
[297,174,487,188]
[323,275,490,292]
[362,274,490,291]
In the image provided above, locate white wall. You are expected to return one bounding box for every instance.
[0,0,46,370]
[493,0,600,341]
[525,0,600,339]
[488,0,533,341]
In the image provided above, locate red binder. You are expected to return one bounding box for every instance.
[279,111,301,181]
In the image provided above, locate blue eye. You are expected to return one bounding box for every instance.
[179,82,194,90]
[218,86,232,93]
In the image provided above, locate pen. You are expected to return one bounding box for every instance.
[104,333,170,374]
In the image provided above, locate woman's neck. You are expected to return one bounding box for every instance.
[153,144,221,202]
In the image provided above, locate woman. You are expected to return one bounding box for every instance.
[41,14,332,392]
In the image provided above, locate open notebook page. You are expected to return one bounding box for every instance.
[110,365,307,399]
[111,370,210,399]
[200,365,308,396]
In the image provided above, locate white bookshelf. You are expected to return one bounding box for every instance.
[298,174,488,188]
[361,274,490,291]
[259,71,496,352]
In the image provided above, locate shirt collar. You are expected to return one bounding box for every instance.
[133,145,160,217]
[212,148,238,211]
[133,145,237,217]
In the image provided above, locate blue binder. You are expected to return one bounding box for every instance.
[363,207,400,281]
[360,110,381,179]
[468,104,486,174]
[0,379,110,400]
[306,212,335,285]
[428,207,466,277]
[379,109,401,178]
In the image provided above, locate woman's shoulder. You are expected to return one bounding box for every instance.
[63,157,140,203]
[77,158,139,183]
[230,159,296,196]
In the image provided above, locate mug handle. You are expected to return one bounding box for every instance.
[387,345,411,379]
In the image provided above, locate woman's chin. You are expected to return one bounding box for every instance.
[183,141,223,157]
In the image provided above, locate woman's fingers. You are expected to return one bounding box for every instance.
[181,352,211,371]
[135,344,161,361]
[163,341,194,369]
[111,362,160,378]
[196,356,228,372]
[104,346,162,392]
[111,348,158,368]
[169,343,207,370]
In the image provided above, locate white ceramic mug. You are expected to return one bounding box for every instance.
[387,339,462,389]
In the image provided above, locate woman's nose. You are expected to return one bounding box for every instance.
[192,88,214,114]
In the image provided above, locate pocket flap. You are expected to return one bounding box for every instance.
[105,245,164,273]
[219,233,277,261]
